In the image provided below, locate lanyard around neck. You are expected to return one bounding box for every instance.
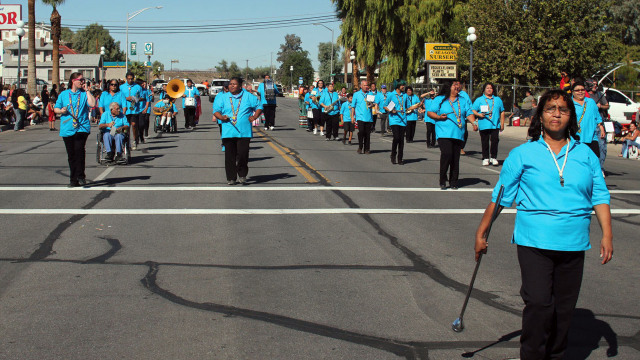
[542,138,570,187]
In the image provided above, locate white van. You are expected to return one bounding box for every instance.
[603,87,638,124]
[208,79,230,102]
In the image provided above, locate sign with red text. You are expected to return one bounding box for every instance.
[0,5,22,30]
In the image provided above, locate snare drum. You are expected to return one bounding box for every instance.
[184,97,196,107]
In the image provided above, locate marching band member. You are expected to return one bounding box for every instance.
[213,77,263,185]
[182,79,199,129]
[340,92,354,145]
[475,89,612,360]
[405,86,421,142]
[384,81,409,164]
[311,80,326,136]
[421,89,436,148]
[153,95,178,133]
[375,84,389,136]
[351,80,373,154]
[304,85,315,132]
[54,72,96,187]
[120,72,143,150]
[368,83,379,134]
[472,83,505,166]
[258,74,279,130]
[571,80,605,157]
[320,82,341,141]
[427,81,477,190]
[141,81,153,138]
[98,102,129,162]
[456,80,472,155]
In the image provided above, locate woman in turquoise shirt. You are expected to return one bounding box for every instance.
[54,72,96,187]
[304,85,315,133]
[404,86,420,142]
[320,82,341,140]
[427,82,477,190]
[384,82,409,164]
[472,83,505,166]
[571,80,604,157]
[98,79,125,117]
[311,80,326,136]
[213,77,263,185]
[339,93,354,145]
[475,89,613,360]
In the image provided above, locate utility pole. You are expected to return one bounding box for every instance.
[245,59,249,81]
[270,52,273,76]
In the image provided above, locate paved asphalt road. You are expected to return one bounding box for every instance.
[0,97,638,360]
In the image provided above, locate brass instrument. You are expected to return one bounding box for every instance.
[153,79,184,115]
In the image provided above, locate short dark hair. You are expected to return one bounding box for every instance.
[229,77,243,85]
[125,71,134,79]
[528,89,579,141]
[571,79,586,91]
[406,86,413,93]
[482,82,496,94]
[347,92,353,98]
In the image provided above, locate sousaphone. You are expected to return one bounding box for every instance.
[166,79,185,99]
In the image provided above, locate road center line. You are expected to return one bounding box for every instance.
[0,208,638,215]
[93,167,115,182]
[256,131,319,184]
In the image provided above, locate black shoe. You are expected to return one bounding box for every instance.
[106,152,114,160]
[78,178,88,186]
[440,184,447,190]
[365,150,371,155]
[390,155,397,164]
[357,148,362,154]
[450,185,458,190]
[114,153,123,162]
[398,160,404,165]
[227,180,236,186]
[68,181,80,188]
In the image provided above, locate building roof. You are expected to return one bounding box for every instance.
[59,45,77,55]
[3,54,102,68]
[104,61,151,68]
[6,42,53,51]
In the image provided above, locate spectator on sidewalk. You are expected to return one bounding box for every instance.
[521,90,536,126]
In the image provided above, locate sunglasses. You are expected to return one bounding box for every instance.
[110,83,118,86]
[74,78,85,83]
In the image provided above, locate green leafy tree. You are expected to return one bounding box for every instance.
[216,60,229,78]
[129,61,146,80]
[60,26,73,46]
[318,42,339,82]
[228,62,242,78]
[275,34,314,88]
[277,34,306,63]
[609,0,640,45]
[71,23,125,61]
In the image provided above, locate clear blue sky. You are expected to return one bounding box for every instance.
[15,0,341,71]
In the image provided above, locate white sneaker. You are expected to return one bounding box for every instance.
[491,158,499,166]
[269,126,274,130]
[264,127,268,131]
[482,159,489,166]
[320,131,324,136]
[313,129,317,134]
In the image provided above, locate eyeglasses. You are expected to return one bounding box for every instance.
[543,106,571,115]
[74,78,85,83]
[573,88,586,92]
[110,83,118,86]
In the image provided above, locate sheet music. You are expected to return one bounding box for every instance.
[386,101,396,111]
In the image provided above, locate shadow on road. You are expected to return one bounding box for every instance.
[248,156,274,163]
[565,308,618,359]
[248,172,295,184]
[457,177,492,187]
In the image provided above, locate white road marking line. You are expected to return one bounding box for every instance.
[482,167,501,174]
[0,186,638,195]
[93,167,114,182]
[0,208,638,215]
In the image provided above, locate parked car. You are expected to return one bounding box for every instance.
[276,84,284,96]
[195,84,208,96]
[12,78,50,87]
[150,79,165,93]
[208,79,229,102]
[604,87,638,124]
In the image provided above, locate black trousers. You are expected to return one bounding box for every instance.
[371,114,377,134]
[480,128,500,159]
[585,141,600,158]
[462,123,469,149]
[426,122,436,147]
[184,107,196,128]
[438,138,463,186]
[316,109,326,127]
[221,137,251,181]
[263,105,276,128]
[517,245,584,360]
[142,113,150,137]
[137,113,147,142]
[63,132,89,183]
[325,113,340,139]
[405,121,417,142]
[357,121,372,151]
[378,113,388,134]
[390,125,406,161]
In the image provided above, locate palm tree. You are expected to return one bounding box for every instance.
[27,0,36,96]
[41,0,66,92]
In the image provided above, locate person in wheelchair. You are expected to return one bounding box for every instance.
[99,102,130,161]
[153,94,178,132]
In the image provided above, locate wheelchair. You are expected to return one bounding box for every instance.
[96,129,131,165]
[153,114,177,133]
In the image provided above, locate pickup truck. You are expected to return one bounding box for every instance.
[208,79,230,102]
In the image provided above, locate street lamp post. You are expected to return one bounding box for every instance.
[350,50,356,89]
[313,23,334,83]
[100,46,105,89]
[126,6,163,74]
[466,27,477,95]
[16,21,25,89]
[290,65,293,93]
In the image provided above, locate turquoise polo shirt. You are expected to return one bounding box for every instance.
[406,94,420,121]
[309,88,325,110]
[99,91,125,114]
[99,111,129,131]
[423,98,435,124]
[55,89,91,137]
[340,101,352,122]
[384,91,408,126]
[181,86,200,108]
[473,94,505,130]
[428,95,472,141]
[574,97,602,144]
[493,137,609,251]
[351,90,373,122]
[119,83,143,115]
[257,81,279,105]
[376,91,389,114]
[212,89,262,139]
[319,90,340,115]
